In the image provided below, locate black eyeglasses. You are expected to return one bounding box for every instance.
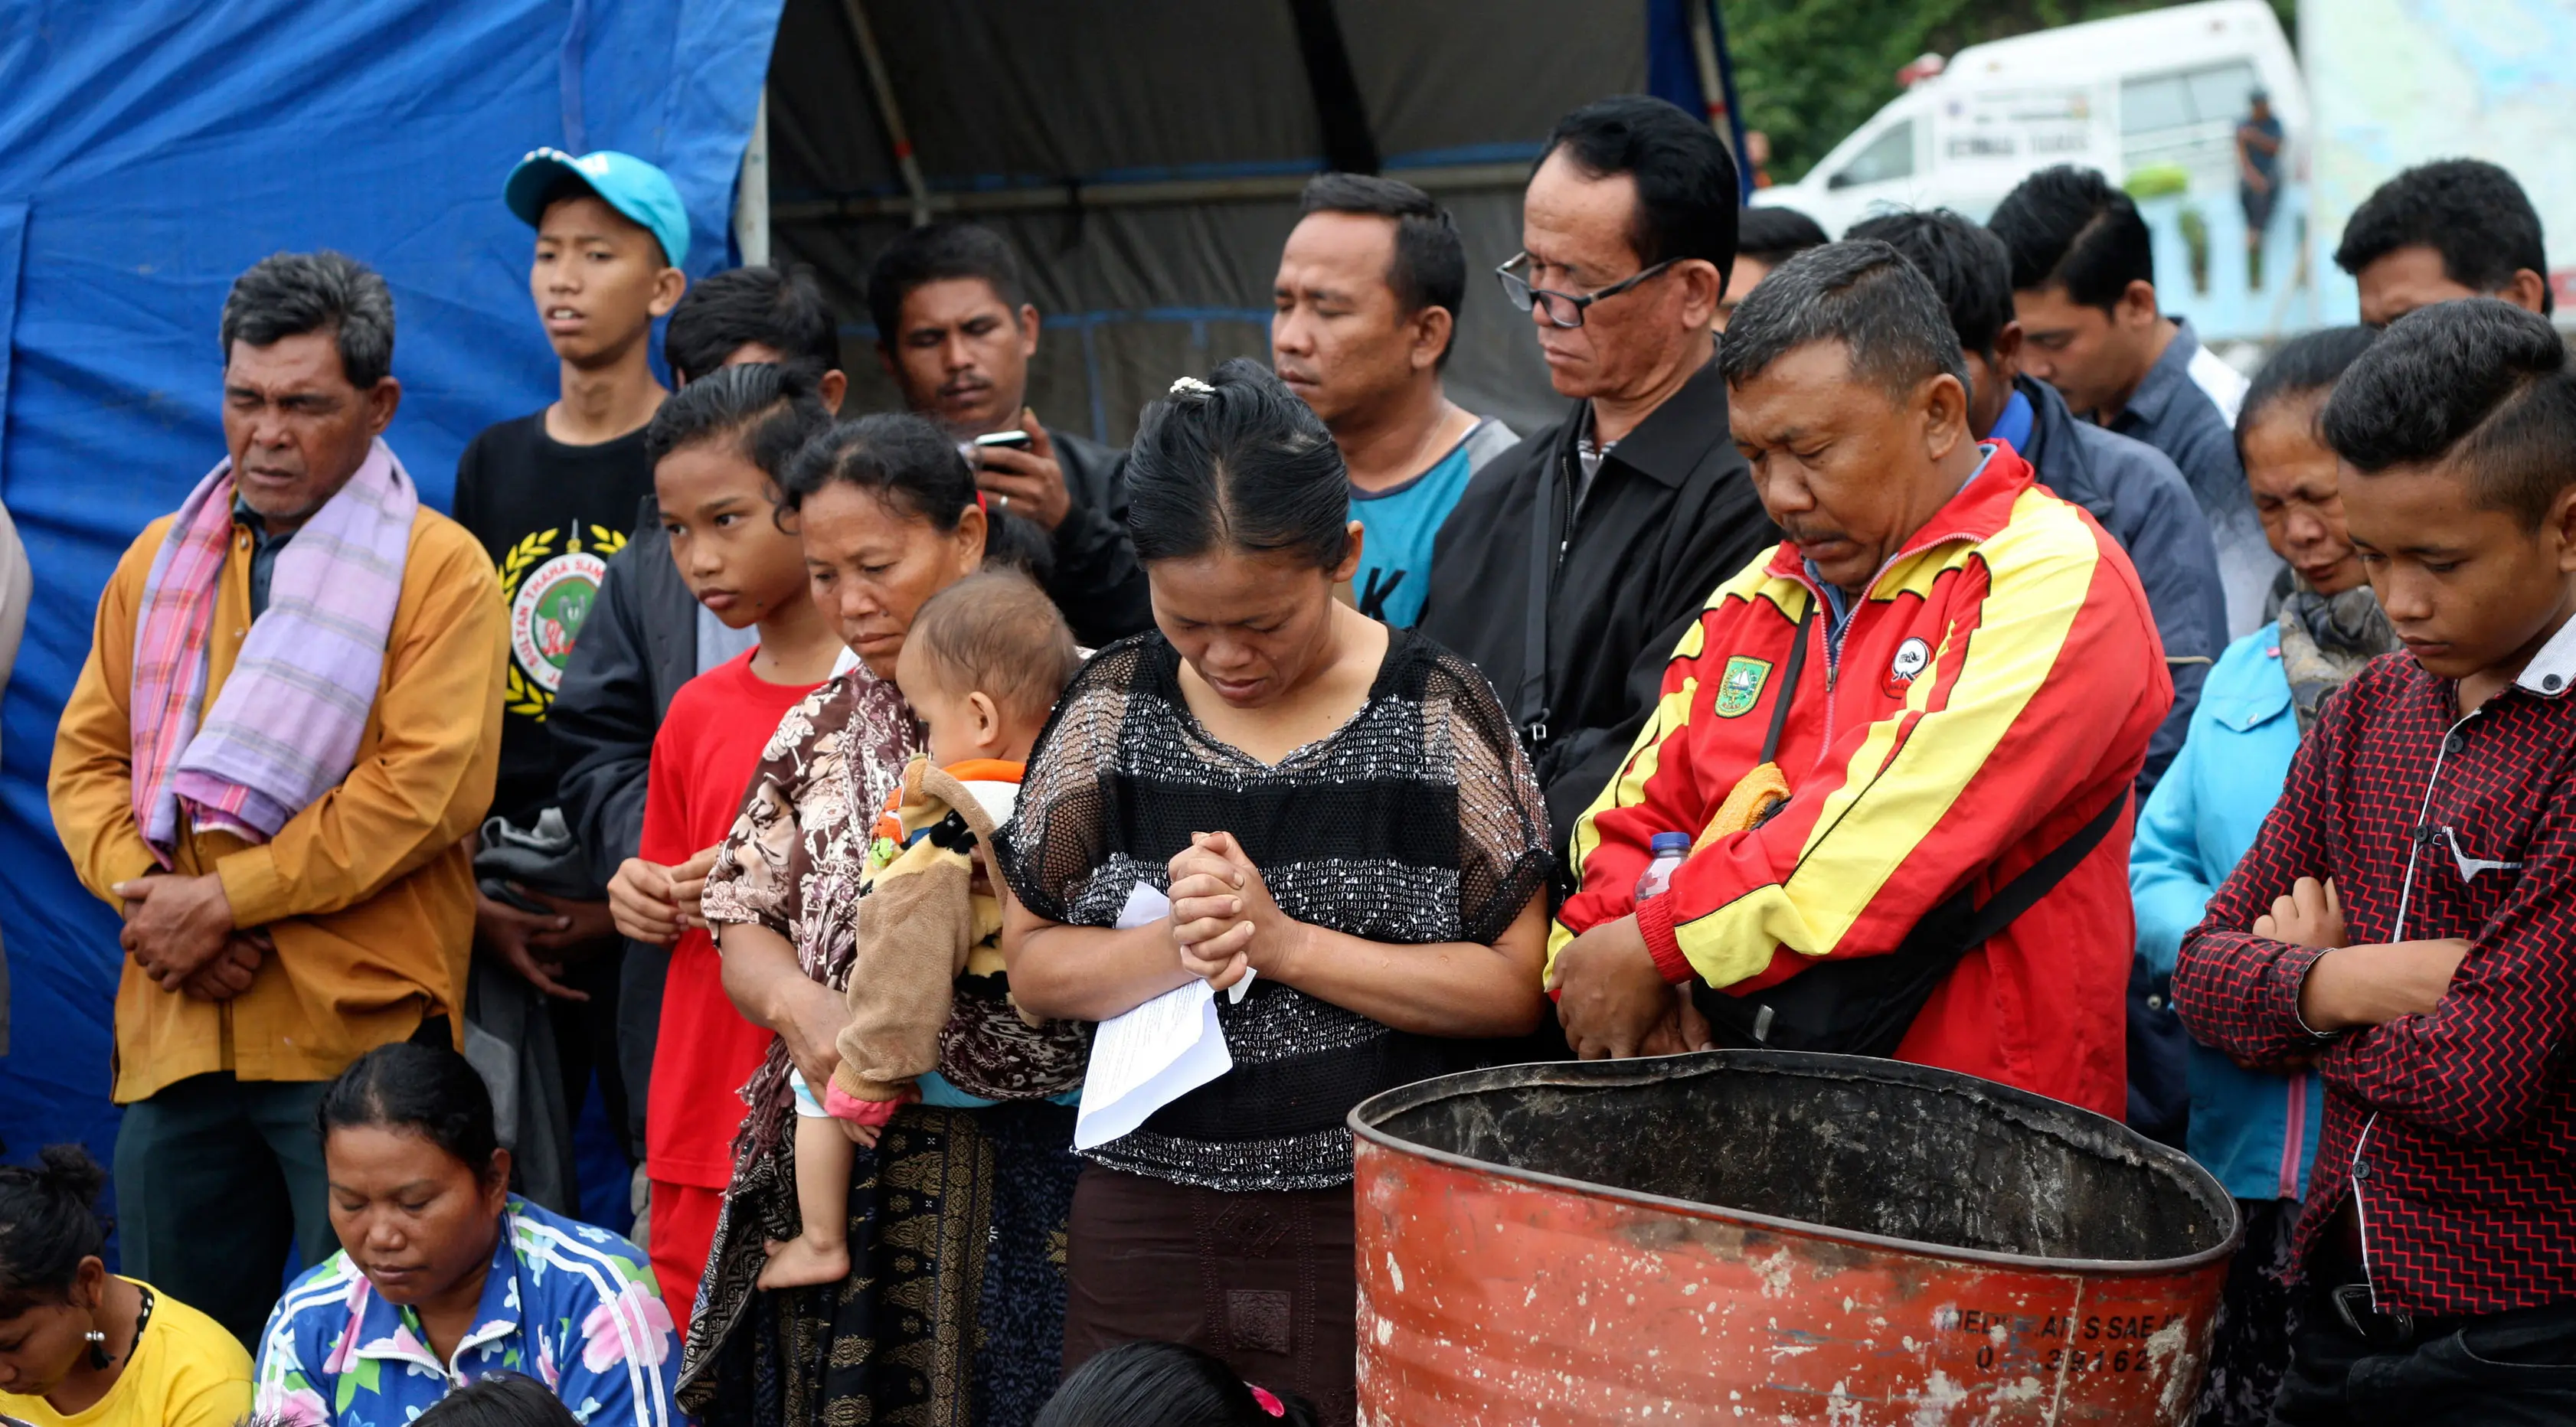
[1495,252,1678,328]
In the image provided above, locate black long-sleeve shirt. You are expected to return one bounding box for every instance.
[1044,430,1153,648]
[1417,361,1780,857]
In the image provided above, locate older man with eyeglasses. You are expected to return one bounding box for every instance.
[1421,94,1780,861]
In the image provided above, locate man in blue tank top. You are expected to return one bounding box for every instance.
[1272,174,1516,629]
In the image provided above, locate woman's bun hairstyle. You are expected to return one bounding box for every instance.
[0,1144,111,1311]
[1125,358,1350,570]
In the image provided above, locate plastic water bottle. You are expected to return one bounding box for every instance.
[1634,831,1692,903]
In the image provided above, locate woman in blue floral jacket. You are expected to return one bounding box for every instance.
[252,1044,678,1427]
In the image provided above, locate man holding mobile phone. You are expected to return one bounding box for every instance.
[972,428,1034,460]
[867,224,1152,645]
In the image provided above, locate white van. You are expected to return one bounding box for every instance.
[1757,0,2306,236]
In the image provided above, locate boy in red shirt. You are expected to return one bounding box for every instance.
[604,364,840,1319]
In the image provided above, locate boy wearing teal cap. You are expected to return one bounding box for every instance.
[453,148,690,1208]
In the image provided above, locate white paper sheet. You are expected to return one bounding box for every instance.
[1074,885,1234,1150]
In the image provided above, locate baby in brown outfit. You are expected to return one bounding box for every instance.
[758,570,1084,1288]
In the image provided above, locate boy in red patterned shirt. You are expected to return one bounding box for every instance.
[2175,299,2576,1424]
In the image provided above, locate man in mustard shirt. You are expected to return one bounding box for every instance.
[48,252,505,1348]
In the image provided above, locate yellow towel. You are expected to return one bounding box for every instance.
[1698,762,1791,850]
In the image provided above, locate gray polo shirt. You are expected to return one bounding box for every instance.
[2110,317,2277,638]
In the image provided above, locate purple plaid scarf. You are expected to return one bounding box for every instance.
[130,439,417,859]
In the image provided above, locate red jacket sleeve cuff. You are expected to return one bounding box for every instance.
[1636,894,1695,985]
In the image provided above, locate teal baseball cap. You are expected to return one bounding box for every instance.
[504,147,689,268]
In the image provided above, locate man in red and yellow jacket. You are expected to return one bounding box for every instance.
[1550,241,2171,1118]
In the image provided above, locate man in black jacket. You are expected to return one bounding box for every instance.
[1420,96,1780,851]
[550,264,845,1166]
[866,223,1151,648]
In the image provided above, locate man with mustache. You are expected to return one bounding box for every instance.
[1419,96,1780,847]
[1270,173,1518,628]
[866,224,1150,646]
[48,252,505,1346]
[1550,241,2168,1122]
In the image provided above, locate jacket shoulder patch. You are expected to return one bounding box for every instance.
[1714,656,1772,717]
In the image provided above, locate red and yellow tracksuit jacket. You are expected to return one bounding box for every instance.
[1553,446,2170,1118]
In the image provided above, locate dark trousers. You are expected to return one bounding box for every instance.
[548,943,629,1164]
[1062,1165,1357,1427]
[113,1071,335,1350]
[2198,1197,2302,1425]
[2274,1259,2576,1425]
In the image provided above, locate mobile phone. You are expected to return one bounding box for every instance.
[973,429,1034,453]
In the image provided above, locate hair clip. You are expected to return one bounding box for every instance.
[1248,1384,1286,1418]
[1169,376,1216,397]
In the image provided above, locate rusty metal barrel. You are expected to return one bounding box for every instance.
[1351,1051,2239,1425]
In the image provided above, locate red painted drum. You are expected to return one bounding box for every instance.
[1351,1052,2239,1425]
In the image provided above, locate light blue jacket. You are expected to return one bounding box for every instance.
[2130,624,2326,1202]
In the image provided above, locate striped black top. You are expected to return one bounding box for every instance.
[994,626,1551,1190]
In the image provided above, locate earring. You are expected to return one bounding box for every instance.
[85,1327,110,1370]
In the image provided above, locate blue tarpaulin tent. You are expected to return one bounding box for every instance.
[0,0,780,1173]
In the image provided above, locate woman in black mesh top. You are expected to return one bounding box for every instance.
[995,361,1552,1426]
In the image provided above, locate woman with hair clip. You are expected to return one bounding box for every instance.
[2130,325,2384,1427]
[998,361,1554,1425]
[678,413,1085,1427]
[0,1146,250,1427]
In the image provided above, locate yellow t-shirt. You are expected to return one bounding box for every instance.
[0,1281,251,1427]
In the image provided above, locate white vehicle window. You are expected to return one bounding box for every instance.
[2186,63,2261,126]
[2121,74,2192,135]
[2121,60,2259,136]
[1829,120,1914,190]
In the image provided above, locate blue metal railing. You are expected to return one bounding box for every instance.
[2133,181,2336,342]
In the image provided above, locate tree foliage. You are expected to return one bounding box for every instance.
[1726,0,2298,184]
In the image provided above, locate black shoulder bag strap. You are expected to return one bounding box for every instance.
[1760,598,1817,767]
[1692,596,2130,1056]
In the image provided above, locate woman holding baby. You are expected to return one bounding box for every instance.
[673,413,1086,1427]
[997,364,1555,1427]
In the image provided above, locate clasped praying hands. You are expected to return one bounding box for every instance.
[1166,830,1297,994]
